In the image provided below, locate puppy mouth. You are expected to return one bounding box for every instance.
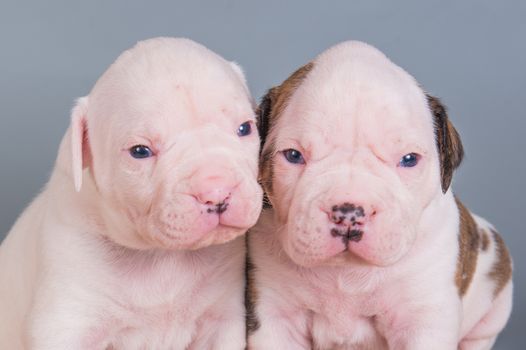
[206,201,229,214]
[151,211,250,249]
[330,227,364,249]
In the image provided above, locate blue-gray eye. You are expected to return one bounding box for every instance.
[129,145,154,159]
[399,153,420,167]
[237,121,252,137]
[283,149,305,164]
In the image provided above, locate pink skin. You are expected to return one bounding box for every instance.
[0,38,260,349]
[268,55,437,267]
[73,38,263,251]
[250,41,512,349]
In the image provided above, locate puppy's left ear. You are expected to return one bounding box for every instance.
[426,94,464,193]
[230,61,250,94]
[70,97,91,192]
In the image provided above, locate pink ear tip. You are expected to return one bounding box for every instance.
[70,96,89,193]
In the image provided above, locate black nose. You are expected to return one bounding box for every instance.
[329,202,365,226]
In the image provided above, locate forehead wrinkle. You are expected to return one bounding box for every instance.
[186,84,253,127]
[308,72,430,146]
[289,88,429,163]
[281,80,358,136]
[109,98,210,153]
[89,39,251,135]
[274,103,358,164]
[126,84,248,136]
[267,41,441,172]
[374,132,428,154]
[304,41,429,118]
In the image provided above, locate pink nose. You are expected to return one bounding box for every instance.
[191,171,237,214]
[195,187,232,206]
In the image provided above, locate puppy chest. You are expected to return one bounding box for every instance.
[106,277,230,348]
[107,302,197,348]
[311,311,385,349]
[109,299,231,350]
[306,290,385,349]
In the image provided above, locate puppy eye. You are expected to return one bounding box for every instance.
[129,145,154,159]
[237,121,252,137]
[399,153,420,168]
[283,149,305,165]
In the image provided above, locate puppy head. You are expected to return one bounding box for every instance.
[69,37,262,250]
[258,41,463,267]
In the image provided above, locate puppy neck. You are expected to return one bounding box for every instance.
[411,189,460,255]
[50,129,147,249]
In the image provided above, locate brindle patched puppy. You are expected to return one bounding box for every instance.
[247,41,512,350]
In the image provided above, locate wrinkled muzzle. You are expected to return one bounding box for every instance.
[281,166,418,267]
[144,141,262,250]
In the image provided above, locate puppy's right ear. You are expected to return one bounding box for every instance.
[256,88,278,208]
[257,62,314,153]
[256,87,278,153]
[229,61,251,97]
[426,94,464,193]
[70,97,90,192]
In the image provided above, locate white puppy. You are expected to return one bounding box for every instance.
[247,41,512,350]
[0,37,262,349]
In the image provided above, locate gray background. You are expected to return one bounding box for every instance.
[0,0,524,348]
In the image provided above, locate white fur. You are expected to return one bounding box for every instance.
[0,37,262,349]
[248,41,512,349]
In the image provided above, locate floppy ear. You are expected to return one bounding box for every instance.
[70,97,90,192]
[229,61,250,94]
[257,62,313,153]
[256,88,278,208]
[229,61,246,82]
[256,63,314,208]
[256,87,278,153]
[426,94,464,193]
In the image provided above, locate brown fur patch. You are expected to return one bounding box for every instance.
[257,62,314,202]
[480,229,490,252]
[488,229,512,297]
[455,198,480,297]
[245,233,260,335]
[426,95,464,193]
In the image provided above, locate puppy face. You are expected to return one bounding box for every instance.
[71,38,262,250]
[259,41,462,267]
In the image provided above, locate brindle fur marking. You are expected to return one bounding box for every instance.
[488,229,512,297]
[455,198,480,297]
[245,232,260,336]
[257,63,314,203]
[480,229,490,252]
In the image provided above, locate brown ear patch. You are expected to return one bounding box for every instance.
[488,229,512,297]
[257,62,314,204]
[426,95,464,193]
[455,198,480,297]
[256,87,278,153]
[245,233,260,335]
[259,145,275,209]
